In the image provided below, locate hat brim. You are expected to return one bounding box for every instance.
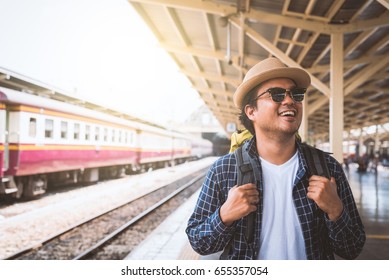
[233,67,311,108]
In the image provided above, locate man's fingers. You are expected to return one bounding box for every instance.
[233,183,258,195]
[237,183,257,189]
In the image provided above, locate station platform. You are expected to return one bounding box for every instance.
[125,189,201,260]
[125,164,389,260]
[348,164,389,260]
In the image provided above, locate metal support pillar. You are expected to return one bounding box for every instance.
[330,33,344,163]
[374,125,380,155]
[358,128,364,158]
[346,130,351,159]
[300,97,308,143]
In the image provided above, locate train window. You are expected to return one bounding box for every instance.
[61,121,68,139]
[29,118,37,137]
[104,128,108,142]
[45,119,54,138]
[85,125,90,141]
[95,127,100,141]
[112,129,116,142]
[74,123,80,140]
[118,130,122,143]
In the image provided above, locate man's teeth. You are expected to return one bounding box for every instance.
[280,111,295,116]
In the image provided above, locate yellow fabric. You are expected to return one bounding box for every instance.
[229,129,253,153]
[229,129,302,153]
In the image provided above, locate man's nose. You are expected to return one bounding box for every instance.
[282,91,295,103]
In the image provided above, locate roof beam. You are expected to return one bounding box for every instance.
[0,73,10,80]
[203,12,227,91]
[195,86,232,98]
[344,55,389,95]
[127,0,334,34]
[377,0,389,9]
[230,17,330,98]
[307,54,388,74]
[165,7,190,46]
[164,6,210,90]
[296,0,345,63]
[158,43,258,71]
[128,0,389,34]
[308,55,389,116]
[201,96,233,108]
[344,27,378,55]
[128,3,163,41]
[127,0,235,15]
[128,0,389,136]
[181,69,239,87]
[284,0,315,57]
[338,13,389,33]
[307,96,328,116]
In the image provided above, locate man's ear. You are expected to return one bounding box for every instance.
[244,105,256,121]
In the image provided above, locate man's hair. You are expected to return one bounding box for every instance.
[238,84,260,136]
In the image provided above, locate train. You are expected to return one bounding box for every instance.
[0,86,213,199]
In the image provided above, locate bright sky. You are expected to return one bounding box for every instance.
[0,0,204,126]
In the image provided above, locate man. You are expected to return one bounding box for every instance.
[186,57,365,260]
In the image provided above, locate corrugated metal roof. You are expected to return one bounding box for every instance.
[127,0,389,140]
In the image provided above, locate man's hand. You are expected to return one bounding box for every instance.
[220,183,259,226]
[307,176,343,221]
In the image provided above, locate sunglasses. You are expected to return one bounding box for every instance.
[253,87,306,103]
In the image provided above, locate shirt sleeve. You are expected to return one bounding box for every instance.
[325,158,366,259]
[185,163,236,255]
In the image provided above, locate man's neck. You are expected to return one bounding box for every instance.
[255,133,297,165]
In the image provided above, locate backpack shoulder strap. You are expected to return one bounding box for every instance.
[300,143,333,254]
[237,142,255,243]
[235,142,255,185]
[220,142,255,259]
[300,143,331,179]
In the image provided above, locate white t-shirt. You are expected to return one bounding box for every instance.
[258,151,307,260]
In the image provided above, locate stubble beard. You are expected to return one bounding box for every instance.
[258,121,300,143]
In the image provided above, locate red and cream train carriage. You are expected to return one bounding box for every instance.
[0,100,7,192]
[0,87,212,199]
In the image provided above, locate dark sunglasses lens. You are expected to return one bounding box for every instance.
[291,88,306,102]
[268,88,286,103]
[292,94,304,102]
[271,93,285,102]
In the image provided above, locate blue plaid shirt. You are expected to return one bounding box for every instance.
[186,138,365,260]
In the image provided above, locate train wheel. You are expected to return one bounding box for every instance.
[11,178,24,199]
[24,175,47,198]
[82,168,99,184]
[106,166,121,179]
[118,166,126,177]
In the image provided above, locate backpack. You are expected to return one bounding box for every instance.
[220,140,330,259]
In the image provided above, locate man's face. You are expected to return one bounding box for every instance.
[245,77,303,140]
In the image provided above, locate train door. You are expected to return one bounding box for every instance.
[0,106,9,170]
[135,129,142,170]
[3,109,9,172]
[171,135,175,165]
[0,104,7,176]
[0,105,12,195]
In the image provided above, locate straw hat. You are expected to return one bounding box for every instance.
[233,57,311,108]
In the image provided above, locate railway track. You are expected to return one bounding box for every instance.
[4,169,206,260]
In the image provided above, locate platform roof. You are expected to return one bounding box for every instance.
[127,0,389,140]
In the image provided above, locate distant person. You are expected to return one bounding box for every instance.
[186,57,365,259]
